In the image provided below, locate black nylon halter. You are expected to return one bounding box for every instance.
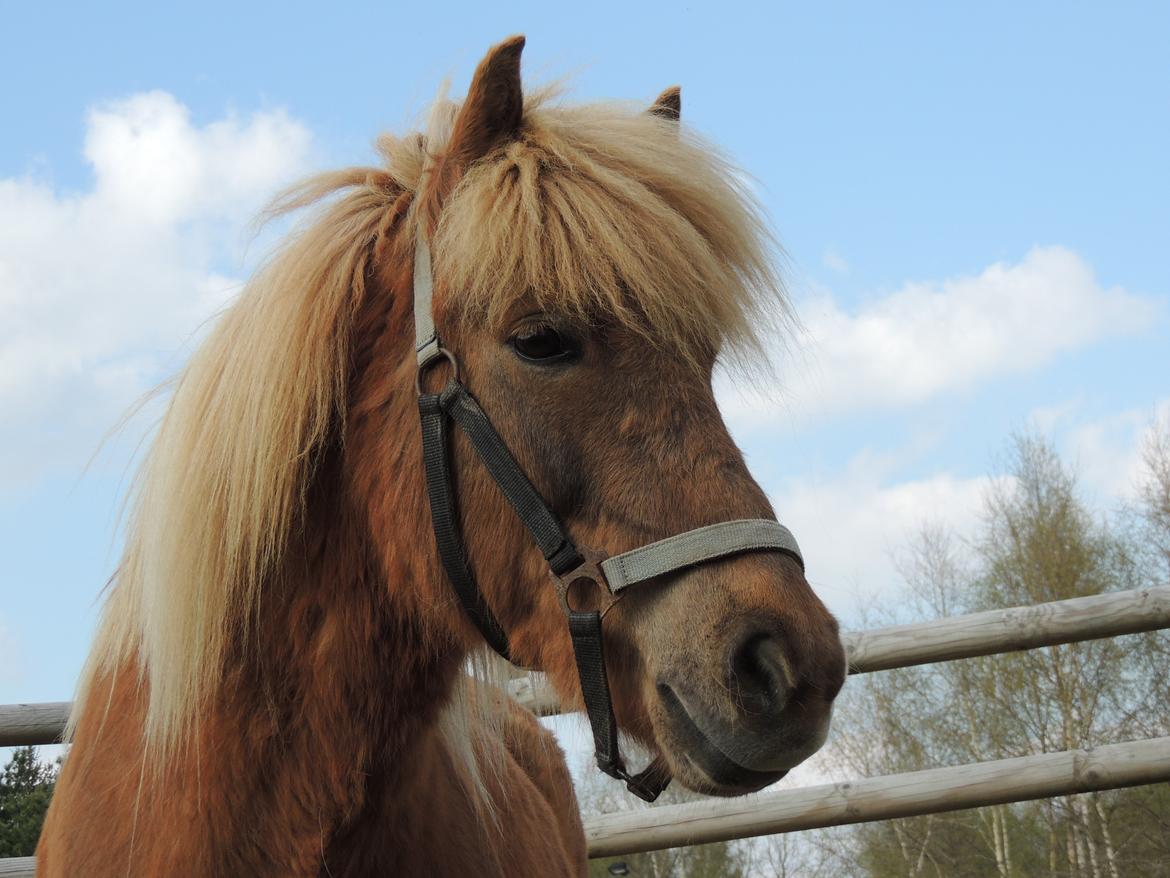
[413,236,803,803]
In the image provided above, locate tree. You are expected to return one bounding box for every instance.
[815,433,1170,877]
[0,746,58,857]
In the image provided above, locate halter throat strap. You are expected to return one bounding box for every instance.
[411,233,803,802]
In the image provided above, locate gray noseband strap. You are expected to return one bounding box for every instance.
[601,519,802,592]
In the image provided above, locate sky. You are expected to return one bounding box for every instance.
[1,1,1168,783]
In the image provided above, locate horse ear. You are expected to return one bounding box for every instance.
[649,86,681,122]
[447,35,526,168]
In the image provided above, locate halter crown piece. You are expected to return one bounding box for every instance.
[412,233,804,802]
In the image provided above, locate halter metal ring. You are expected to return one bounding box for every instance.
[552,546,617,616]
[415,347,459,395]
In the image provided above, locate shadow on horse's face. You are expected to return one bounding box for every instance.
[446,304,846,796]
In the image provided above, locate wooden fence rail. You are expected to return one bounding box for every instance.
[0,857,34,878]
[585,736,1170,858]
[5,585,1168,745]
[0,702,70,748]
[839,582,1170,672]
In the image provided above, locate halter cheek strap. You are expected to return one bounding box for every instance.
[414,235,442,367]
[412,235,803,802]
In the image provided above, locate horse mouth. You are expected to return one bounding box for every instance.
[656,683,788,796]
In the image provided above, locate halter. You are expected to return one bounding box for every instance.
[413,235,803,802]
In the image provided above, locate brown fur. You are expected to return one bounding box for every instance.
[40,35,845,876]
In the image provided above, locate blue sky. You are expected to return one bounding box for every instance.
[2,0,1167,781]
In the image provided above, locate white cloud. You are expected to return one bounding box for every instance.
[0,92,313,484]
[85,93,309,224]
[721,247,1160,426]
[769,453,1000,622]
[768,397,1170,624]
[1058,398,1170,502]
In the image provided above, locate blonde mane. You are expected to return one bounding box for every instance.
[74,85,787,755]
[437,88,786,367]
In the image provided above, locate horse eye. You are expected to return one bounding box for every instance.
[510,326,574,363]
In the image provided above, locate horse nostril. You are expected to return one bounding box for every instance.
[729,632,793,717]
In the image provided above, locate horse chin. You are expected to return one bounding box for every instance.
[651,684,791,797]
[674,756,788,798]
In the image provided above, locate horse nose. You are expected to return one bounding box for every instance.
[729,631,794,720]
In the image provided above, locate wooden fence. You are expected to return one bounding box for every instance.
[2,584,1168,873]
[586,736,1170,857]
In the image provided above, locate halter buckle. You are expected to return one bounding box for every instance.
[552,546,617,616]
[415,346,459,396]
[615,764,668,803]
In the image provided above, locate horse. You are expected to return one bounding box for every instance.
[37,35,846,876]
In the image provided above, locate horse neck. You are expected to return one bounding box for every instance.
[196,388,472,848]
[231,438,466,772]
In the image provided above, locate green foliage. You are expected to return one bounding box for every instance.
[0,747,58,857]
